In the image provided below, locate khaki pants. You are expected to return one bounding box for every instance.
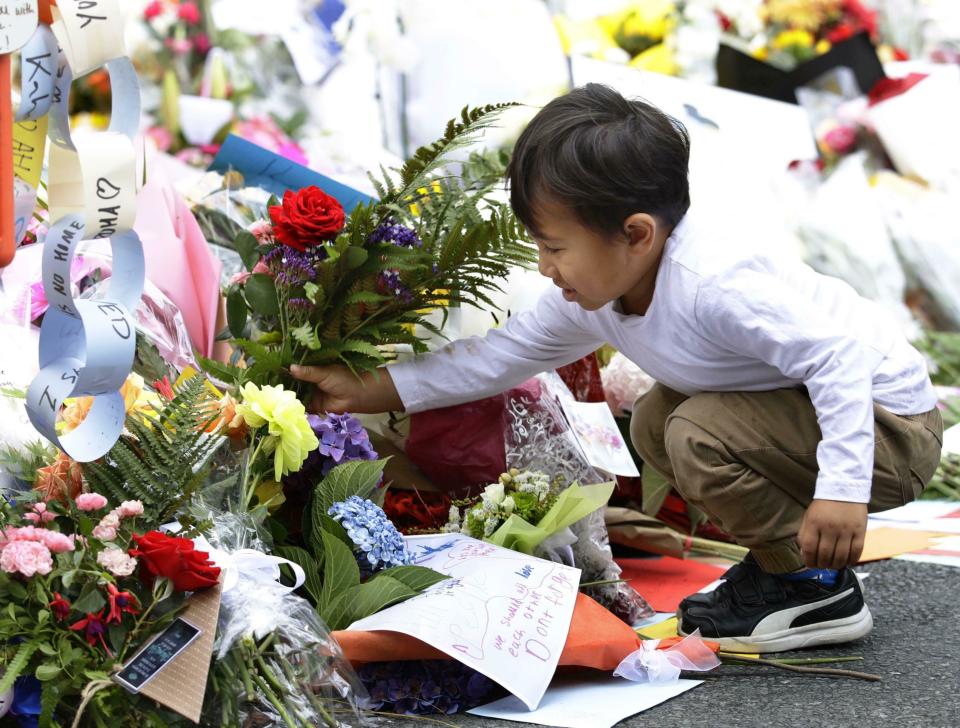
[630,384,944,573]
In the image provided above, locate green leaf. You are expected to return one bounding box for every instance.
[320,588,357,630]
[304,281,324,305]
[234,231,261,271]
[375,565,449,592]
[343,247,368,269]
[226,288,248,338]
[244,274,280,316]
[0,641,39,692]
[319,528,360,612]
[6,579,27,600]
[72,583,107,615]
[312,458,388,516]
[291,323,321,350]
[317,514,353,550]
[346,576,416,624]
[35,663,61,681]
[340,340,383,361]
[641,465,671,517]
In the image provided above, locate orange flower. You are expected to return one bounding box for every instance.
[34,452,84,502]
[208,393,248,440]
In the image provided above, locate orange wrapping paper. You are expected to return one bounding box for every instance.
[332,592,642,671]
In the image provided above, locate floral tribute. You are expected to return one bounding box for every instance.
[210,104,535,387]
[718,0,881,69]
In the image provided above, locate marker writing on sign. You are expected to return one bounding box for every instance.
[97,302,132,339]
[94,177,121,237]
[72,0,107,28]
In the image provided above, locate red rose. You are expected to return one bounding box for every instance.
[129,531,221,592]
[268,186,345,252]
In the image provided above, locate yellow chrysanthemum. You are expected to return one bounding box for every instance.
[236,383,319,481]
[763,0,842,33]
[772,29,816,50]
[629,42,679,75]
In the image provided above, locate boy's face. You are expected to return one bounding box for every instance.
[530,197,664,313]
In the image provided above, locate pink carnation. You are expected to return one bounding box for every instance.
[177,1,201,23]
[97,547,138,577]
[143,0,164,20]
[41,531,75,554]
[117,501,144,518]
[248,220,274,243]
[75,493,109,511]
[24,503,56,524]
[252,260,272,276]
[0,541,53,577]
[92,525,117,541]
[93,512,120,541]
[229,270,252,286]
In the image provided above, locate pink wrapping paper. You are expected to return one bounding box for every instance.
[133,167,222,357]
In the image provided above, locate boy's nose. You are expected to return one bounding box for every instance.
[537,256,554,279]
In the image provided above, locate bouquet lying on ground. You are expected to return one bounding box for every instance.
[446,468,614,561]
[210,104,535,385]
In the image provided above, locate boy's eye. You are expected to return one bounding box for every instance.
[541,244,559,254]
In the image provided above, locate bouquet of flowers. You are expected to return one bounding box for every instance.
[445,469,614,561]
[0,487,217,725]
[210,104,535,387]
[717,0,879,69]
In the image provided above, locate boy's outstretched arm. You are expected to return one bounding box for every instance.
[292,287,604,416]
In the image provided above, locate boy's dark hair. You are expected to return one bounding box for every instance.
[508,83,691,238]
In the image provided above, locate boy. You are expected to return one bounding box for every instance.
[292,84,942,653]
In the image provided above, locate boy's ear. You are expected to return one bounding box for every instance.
[622,213,657,250]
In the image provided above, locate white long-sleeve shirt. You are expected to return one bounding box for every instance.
[389,210,937,503]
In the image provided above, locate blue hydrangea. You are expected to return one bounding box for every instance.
[328,496,412,571]
[358,659,496,715]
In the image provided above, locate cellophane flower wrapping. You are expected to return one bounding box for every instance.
[502,372,654,625]
[201,509,368,727]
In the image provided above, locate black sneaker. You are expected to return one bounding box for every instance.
[678,566,872,653]
[678,554,762,612]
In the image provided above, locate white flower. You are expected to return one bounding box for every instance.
[481,483,505,507]
[483,516,499,537]
[502,496,516,515]
[447,505,461,525]
[97,547,137,577]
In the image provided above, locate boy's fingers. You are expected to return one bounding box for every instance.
[830,536,851,570]
[816,532,835,569]
[798,527,818,568]
[290,364,327,385]
[849,531,866,565]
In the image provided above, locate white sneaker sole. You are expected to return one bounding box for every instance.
[680,604,874,654]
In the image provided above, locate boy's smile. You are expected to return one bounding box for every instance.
[530,197,670,316]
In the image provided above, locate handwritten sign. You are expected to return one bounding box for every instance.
[348,534,581,709]
[560,400,640,477]
[0,0,37,53]
[114,618,202,692]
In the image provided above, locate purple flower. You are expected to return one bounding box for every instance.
[264,245,321,287]
[357,660,496,715]
[368,220,422,248]
[378,270,414,304]
[281,412,378,504]
[310,412,377,475]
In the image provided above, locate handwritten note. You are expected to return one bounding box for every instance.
[347,533,581,710]
[0,0,38,53]
[560,400,640,477]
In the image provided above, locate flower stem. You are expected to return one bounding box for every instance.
[253,672,301,728]
[240,436,268,511]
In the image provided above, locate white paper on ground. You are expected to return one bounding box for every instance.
[870,501,960,523]
[895,536,960,568]
[347,533,581,710]
[559,399,640,477]
[467,673,701,728]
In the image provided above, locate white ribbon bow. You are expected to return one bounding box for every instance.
[192,535,306,595]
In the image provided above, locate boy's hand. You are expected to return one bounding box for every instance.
[797,500,868,569]
[290,365,404,414]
